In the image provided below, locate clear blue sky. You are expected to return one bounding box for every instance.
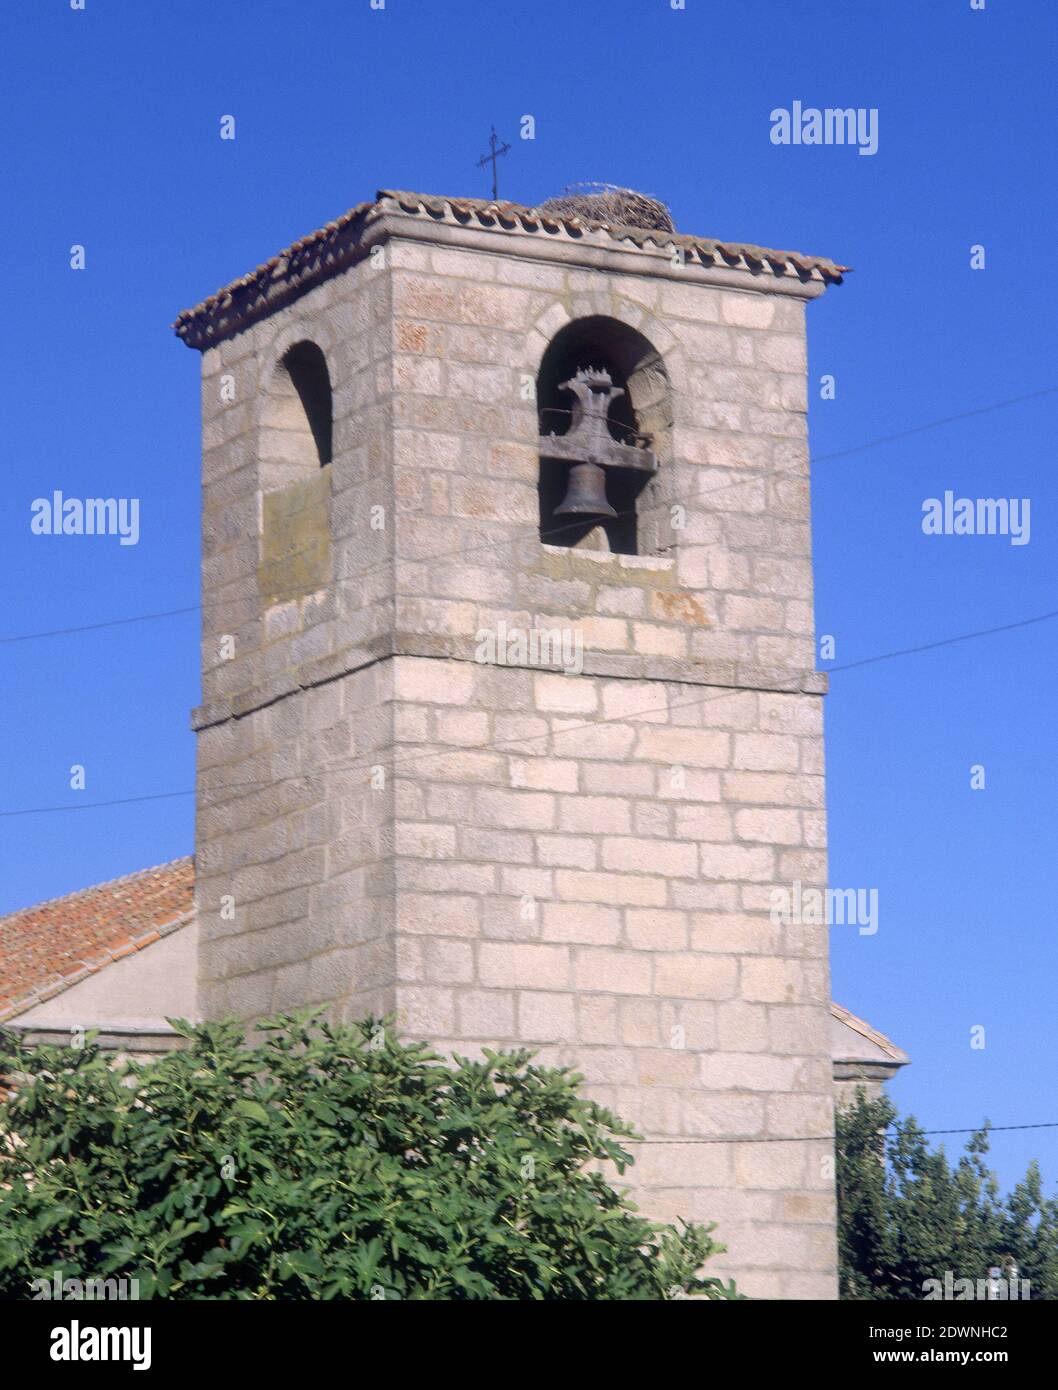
[2,1,1055,1194]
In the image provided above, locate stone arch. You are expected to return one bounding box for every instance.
[257,338,334,493]
[533,312,674,555]
[523,292,689,397]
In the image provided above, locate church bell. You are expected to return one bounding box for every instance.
[541,367,658,528]
[554,460,618,519]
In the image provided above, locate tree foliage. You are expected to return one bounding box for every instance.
[836,1089,1058,1299]
[0,1015,738,1301]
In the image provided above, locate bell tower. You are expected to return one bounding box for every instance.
[176,186,846,1298]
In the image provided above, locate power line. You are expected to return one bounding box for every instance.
[917,1121,1058,1138]
[0,602,1053,819]
[0,789,196,818]
[3,380,1054,647]
[811,384,1058,464]
[621,1120,1058,1147]
[826,609,1058,673]
[0,606,199,646]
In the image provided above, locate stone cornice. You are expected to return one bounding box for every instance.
[191,634,827,732]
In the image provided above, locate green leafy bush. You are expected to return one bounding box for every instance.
[837,1089,1058,1299]
[0,1015,737,1301]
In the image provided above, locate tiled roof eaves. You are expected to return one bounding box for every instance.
[173,198,378,350]
[173,189,849,350]
[386,190,849,281]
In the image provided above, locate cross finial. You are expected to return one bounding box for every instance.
[476,125,511,202]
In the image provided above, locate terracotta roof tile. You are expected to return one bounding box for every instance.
[0,858,194,1023]
[173,189,848,350]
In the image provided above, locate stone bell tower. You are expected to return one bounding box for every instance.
[175,186,846,1298]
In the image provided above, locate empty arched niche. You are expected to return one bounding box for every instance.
[537,316,672,555]
[258,340,334,604]
[260,341,333,484]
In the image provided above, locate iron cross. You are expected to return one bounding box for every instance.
[476,126,511,201]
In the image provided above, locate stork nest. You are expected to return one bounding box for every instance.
[536,183,675,233]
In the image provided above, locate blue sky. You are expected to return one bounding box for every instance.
[2,1,1055,1194]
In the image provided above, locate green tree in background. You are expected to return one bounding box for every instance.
[0,1015,738,1301]
[836,1090,1058,1299]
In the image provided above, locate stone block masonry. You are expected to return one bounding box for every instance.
[184,191,841,1298]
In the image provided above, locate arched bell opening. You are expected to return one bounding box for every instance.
[259,340,334,487]
[536,316,672,556]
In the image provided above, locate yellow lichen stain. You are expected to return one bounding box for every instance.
[652,590,710,626]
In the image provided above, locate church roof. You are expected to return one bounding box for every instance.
[0,858,194,1023]
[173,189,849,350]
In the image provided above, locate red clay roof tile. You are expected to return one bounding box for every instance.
[0,858,194,1023]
